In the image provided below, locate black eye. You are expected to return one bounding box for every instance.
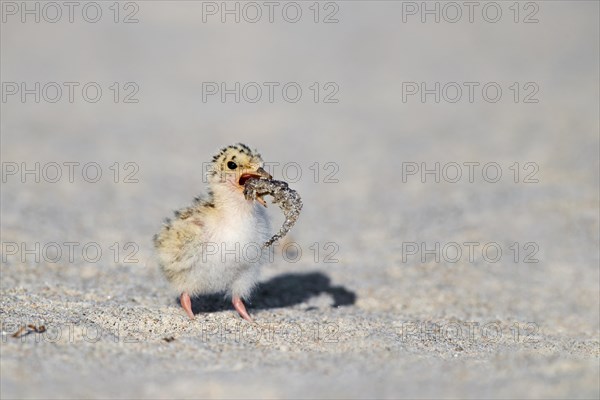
[227,161,237,170]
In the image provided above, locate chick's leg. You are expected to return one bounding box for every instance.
[232,296,253,322]
[180,292,195,319]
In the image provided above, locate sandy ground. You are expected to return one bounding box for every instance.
[1,1,599,399]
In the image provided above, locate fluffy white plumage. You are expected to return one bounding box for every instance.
[154,143,272,321]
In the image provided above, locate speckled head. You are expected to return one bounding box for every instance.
[207,143,272,189]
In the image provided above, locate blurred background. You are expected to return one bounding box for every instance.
[1,1,599,398]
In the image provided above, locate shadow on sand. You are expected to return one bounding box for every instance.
[180,272,356,315]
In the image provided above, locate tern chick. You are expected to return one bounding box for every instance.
[153,143,272,322]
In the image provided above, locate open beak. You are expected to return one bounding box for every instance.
[238,167,272,207]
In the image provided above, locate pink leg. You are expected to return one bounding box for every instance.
[180,292,195,319]
[232,297,253,322]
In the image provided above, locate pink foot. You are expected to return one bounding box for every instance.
[180,292,195,319]
[232,297,253,322]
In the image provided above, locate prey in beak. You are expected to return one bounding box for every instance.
[239,167,272,207]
